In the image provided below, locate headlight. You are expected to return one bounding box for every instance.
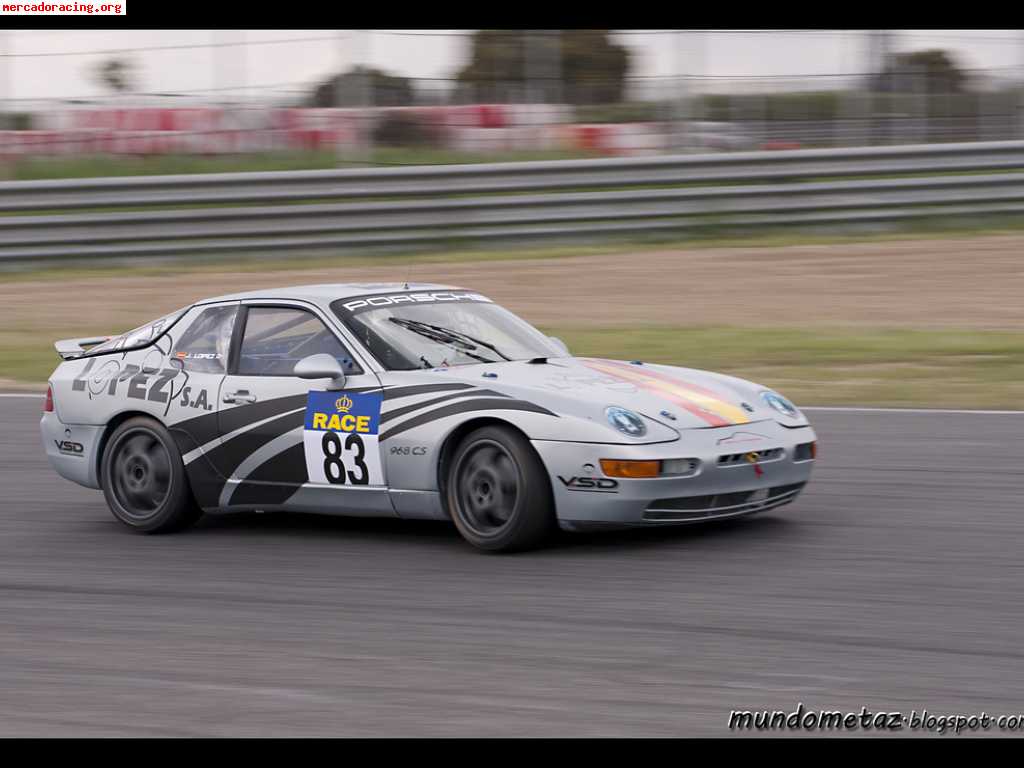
[760,390,800,419]
[606,406,647,437]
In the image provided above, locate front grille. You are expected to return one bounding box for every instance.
[643,482,806,522]
[717,447,784,467]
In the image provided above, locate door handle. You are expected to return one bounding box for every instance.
[223,390,257,404]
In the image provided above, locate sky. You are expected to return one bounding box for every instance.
[2,29,1021,106]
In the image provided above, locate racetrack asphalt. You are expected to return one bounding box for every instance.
[2,395,1023,736]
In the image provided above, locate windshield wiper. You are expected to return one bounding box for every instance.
[410,320,513,361]
[388,318,512,363]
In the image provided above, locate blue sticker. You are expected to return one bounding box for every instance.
[305,390,383,434]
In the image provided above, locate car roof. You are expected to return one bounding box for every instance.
[196,282,466,307]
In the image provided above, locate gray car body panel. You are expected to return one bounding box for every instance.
[41,282,816,528]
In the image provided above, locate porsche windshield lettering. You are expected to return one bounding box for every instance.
[340,291,493,313]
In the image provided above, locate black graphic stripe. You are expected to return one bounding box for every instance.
[162,392,222,448]
[172,382,455,447]
[379,398,557,442]
[178,433,224,508]
[199,408,306,479]
[227,442,309,507]
[171,386,380,449]
[171,392,302,448]
[218,393,312,436]
[382,382,474,401]
[380,389,508,425]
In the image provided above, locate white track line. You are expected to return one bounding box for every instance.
[0,393,42,398]
[803,406,1024,415]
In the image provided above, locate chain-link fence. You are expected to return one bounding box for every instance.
[0,30,1021,167]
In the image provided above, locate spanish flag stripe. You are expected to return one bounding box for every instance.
[581,357,742,405]
[578,359,727,426]
[585,363,734,427]
[591,357,733,401]
[602,362,750,425]
[580,359,750,426]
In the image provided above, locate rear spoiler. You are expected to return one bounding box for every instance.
[54,336,112,360]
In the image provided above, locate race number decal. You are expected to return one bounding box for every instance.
[303,391,384,486]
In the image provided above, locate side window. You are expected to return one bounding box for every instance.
[237,306,362,377]
[172,305,237,374]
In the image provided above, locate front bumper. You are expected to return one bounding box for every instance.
[531,420,816,529]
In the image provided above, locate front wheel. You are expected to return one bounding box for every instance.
[445,425,555,552]
[101,416,202,534]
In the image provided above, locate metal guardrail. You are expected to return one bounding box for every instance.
[2,140,1024,263]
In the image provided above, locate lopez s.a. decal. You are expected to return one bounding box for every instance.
[70,356,213,412]
[70,342,214,415]
[303,390,385,486]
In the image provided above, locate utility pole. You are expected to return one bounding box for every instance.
[360,29,373,165]
[0,31,8,132]
[335,30,350,166]
[866,30,888,145]
[692,31,706,139]
[214,30,228,106]
[834,30,847,148]
[525,29,542,139]
[550,30,562,109]
[1019,28,1024,138]
[672,30,687,154]
[211,30,229,154]
[548,29,562,145]
[0,31,9,179]
[238,29,246,107]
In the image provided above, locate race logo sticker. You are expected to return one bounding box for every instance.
[303,390,385,486]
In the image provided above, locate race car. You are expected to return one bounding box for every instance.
[41,283,816,552]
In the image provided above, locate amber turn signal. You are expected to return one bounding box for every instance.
[599,459,660,478]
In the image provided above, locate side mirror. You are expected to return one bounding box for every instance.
[294,353,347,391]
[548,336,570,356]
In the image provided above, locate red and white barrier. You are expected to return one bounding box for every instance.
[0,105,688,159]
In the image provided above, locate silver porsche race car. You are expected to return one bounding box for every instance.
[41,283,816,552]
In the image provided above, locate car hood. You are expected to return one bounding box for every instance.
[421,356,806,435]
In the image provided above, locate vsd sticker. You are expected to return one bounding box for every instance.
[303,390,384,486]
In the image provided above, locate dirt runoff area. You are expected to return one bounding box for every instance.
[3,234,1023,338]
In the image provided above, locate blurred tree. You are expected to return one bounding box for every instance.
[93,58,137,94]
[872,49,970,93]
[310,66,415,107]
[456,30,630,104]
[372,112,439,147]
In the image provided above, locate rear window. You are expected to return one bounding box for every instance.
[85,307,189,356]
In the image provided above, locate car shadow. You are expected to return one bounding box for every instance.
[187,507,801,556]
[553,512,799,554]
[194,509,455,541]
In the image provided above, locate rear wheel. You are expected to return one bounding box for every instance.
[101,416,202,534]
[446,425,555,552]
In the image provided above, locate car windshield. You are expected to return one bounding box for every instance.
[87,307,189,356]
[332,293,562,371]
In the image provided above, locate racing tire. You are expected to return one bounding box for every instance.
[100,416,203,534]
[445,425,556,553]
